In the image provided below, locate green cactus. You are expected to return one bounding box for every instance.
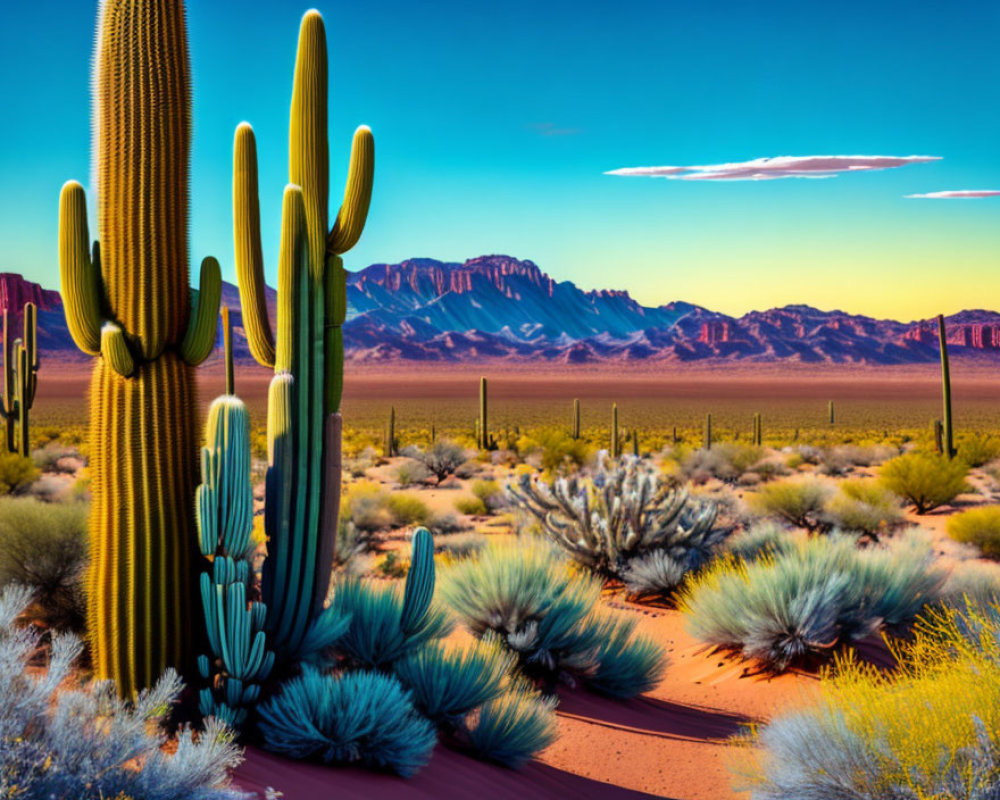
[631,429,639,457]
[572,398,580,440]
[611,403,620,458]
[938,314,955,459]
[385,406,397,457]
[401,527,435,635]
[752,412,762,447]
[58,0,221,696]
[0,303,39,455]
[932,418,944,455]
[828,400,835,425]
[233,10,373,659]
[478,376,491,450]
[704,413,712,451]
[196,307,273,728]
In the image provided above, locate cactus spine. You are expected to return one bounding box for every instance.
[704,413,712,450]
[1,304,39,455]
[196,308,273,726]
[938,314,954,459]
[234,10,373,659]
[58,0,221,696]
[611,403,620,457]
[572,398,580,440]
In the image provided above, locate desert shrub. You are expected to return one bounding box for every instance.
[394,639,514,724]
[516,428,589,473]
[394,459,432,486]
[257,667,437,778]
[0,451,38,495]
[454,495,488,516]
[958,433,1000,468]
[435,532,488,560]
[679,531,946,670]
[508,457,723,598]
[0,585,247,799]
[472,479,505,511]
[941,560,1000,608]
[31,443,83,474]
[681,443,763,483]
[464,680,558,768]
[441,539,665,695]
[736,602,1000,799]
[0,497,88,630]
[749,477,834,532]
[387,492,431,527]
[412,440,468,483]
[823,478,904,538]
[330,577,453,670]
[426,511,471,535]
[723,522,798,563]
[879,452,969,514]
[948,506,1000,558]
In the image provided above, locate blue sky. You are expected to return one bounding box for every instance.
[1,0,998,318]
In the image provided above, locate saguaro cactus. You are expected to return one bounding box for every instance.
[385,406,397,458]
[828,400,835,425]
[0,304,39,455]
[478,376,489,450]
[938,314,954,459]
[234,10,373,659]
[611,403,620,458]
[704,413,712,450]
[752,412,762,447]
[572,398,580,440]
[58,0,221,696]
[196,308,273,727]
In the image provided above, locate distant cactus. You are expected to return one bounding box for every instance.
[572,398,580,440]
[0,304,38,455]
[752,412,762,447]
[233,10,373,660]
[196,308,273,727]
[508,458,722,595]
[611,403,620,458]
[631,429,639,457]
[704,413,712,450]
[58,0,222,695]
[385,406,397,457]
[933,419,944,455]
[478,376,488,449]
[828,400,835,425]
[938,315,955,459]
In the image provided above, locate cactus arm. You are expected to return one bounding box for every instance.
[401,527,435,635]
[58,181,104,355]
[101,322,135,377]
[233,123,276,369]
[23,304,37,405]
[327,125,374,256]
[180,257,222,366]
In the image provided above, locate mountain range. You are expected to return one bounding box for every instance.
[7,255,1000,366]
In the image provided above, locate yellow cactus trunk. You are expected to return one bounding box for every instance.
[59,0,221,696]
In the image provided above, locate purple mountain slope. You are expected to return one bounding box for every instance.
[8,257,1000,366]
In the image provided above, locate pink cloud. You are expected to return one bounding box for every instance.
[904,189,1000,199]
[605,155,941,181]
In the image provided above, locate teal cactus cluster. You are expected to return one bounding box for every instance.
[196,308,274,725]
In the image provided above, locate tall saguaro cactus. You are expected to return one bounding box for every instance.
[58,0,221,696]
[1,304,39,455]
[938,314,955,459]
[234,10,374,659]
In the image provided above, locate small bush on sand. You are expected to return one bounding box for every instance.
[879,452,969,514]
[0,585,247,799]
[0,451,38,495]
[340,482,429,532]
[454,495,488,516]
[508,457,723,598]
[412,440,468,484]
[749,477,834,532]
[822,478,904,538]
[394,459,432,486]
[681,443,764,484]
[736,602,1000,799]
[465,679,558,768]
[471,479,505,511]
[947,506,1000,559]
[957,433,1000,468]
[442,539,665,696]
[387,492,431,527]
[941,560,1000,608]
[679,531,946,671]
[0,497,88,630]
[516,428,590,473]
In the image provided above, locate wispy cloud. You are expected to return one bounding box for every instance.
[904,189,1000,199]
[605,155,941,181]
[530,122,581,137]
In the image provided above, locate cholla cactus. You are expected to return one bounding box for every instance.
[508,457,723,592]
